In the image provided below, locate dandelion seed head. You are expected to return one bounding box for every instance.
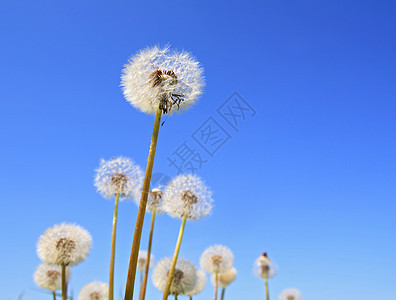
[147,188,165,213]
[94,157,143,200]
[33,263,70,291]
[279,288,302,300]
[163,174,213,220]
[253,252,277,279]
[185,269,206,296]
[137,250,154,271]
[200,245,233,274]
[211,267,237,288]
[37,223,92,266]
[152,258,197,295]
[78,281,108,300]
[121,46,205,115]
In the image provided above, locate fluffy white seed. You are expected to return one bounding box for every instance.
[94,157,143,200]
[152,258,197,295]
[78,281,108,300]
[279,288,302,300]
[253,253,277,279]
[137,250,154,271]
[146,188,165,213]
[121,46,205,115]
[185,269,206,296]
[211,267,237,288]
[163,174,213,220]
[200,245,234,274]
[33,263,70,292]
[37,223,92,266]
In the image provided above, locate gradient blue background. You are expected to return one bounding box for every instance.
[1,1,395,299]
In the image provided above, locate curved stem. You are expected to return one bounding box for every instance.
[124,108,162,300]
[109,193,120,300]
[214,272,218,300]
[221,287,225,300]
[139,209,156,300]
[162,215,188,300]
[52,291,56,300]
[61,264,67,300]
[264,277,269,300]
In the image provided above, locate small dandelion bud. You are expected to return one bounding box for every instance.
[185,269,207,297]
[78,281,108,300]
[253,252,277,279]
[121,46,205,115]
[33,263,70,292]
[211,267,237,288]
[279,288,302,300]
[152,258,197,295]
[163,174,213,220]
[137,250,154,271]
[37,223,92,266]
[147,188,164,213]
[200,245,234,274]
[94,157,143,200]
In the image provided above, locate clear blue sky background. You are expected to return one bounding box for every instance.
[1,1,395,300]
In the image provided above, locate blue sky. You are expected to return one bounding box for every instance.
[0,1,395,299]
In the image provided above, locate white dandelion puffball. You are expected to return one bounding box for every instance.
[163,174,213,220]
[37,223,92,266]
[152,257,197,295]
[78,281,108,300]
[253,252,278,279]
[279,288,302,300]
[121,46,205,115]
[200,245,234,274]
[211,267,237,288]
[146,188,165,213]
[94,157,143,200]
[33,263,70,291]
[137,250,154,271]
[185,268,206,297]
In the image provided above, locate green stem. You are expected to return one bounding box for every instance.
[109,193,120,300]
[162,215,188,300]
[189,297,192,300]
[264,277,269,300]
[53,291,56,300]
[139,209,156,300]
[124,108,162,300]
[61,264,67,300]
[174,295,178,300]
[221,287,225,300]
[214,272,218,300]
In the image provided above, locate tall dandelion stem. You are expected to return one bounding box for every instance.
[125,108,162,300]
[61,264,67,300]
[139,208,157,300]
[221,288,225,300]
[264,277,269,300]
[162,215,187,300]
[109,193,120,300]
[52,291,56,300]
[214,273,218,300]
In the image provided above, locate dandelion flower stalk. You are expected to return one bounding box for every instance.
[162,214,187,300]
[139,187,162,300]
[122,46,204,300]
[94,157,143,300]
[125,108,162,299]
[37,224,91,300]
[162,175,213,299]
[109,192,120,300]
[211,267,236,300]
[253,252,277,300]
